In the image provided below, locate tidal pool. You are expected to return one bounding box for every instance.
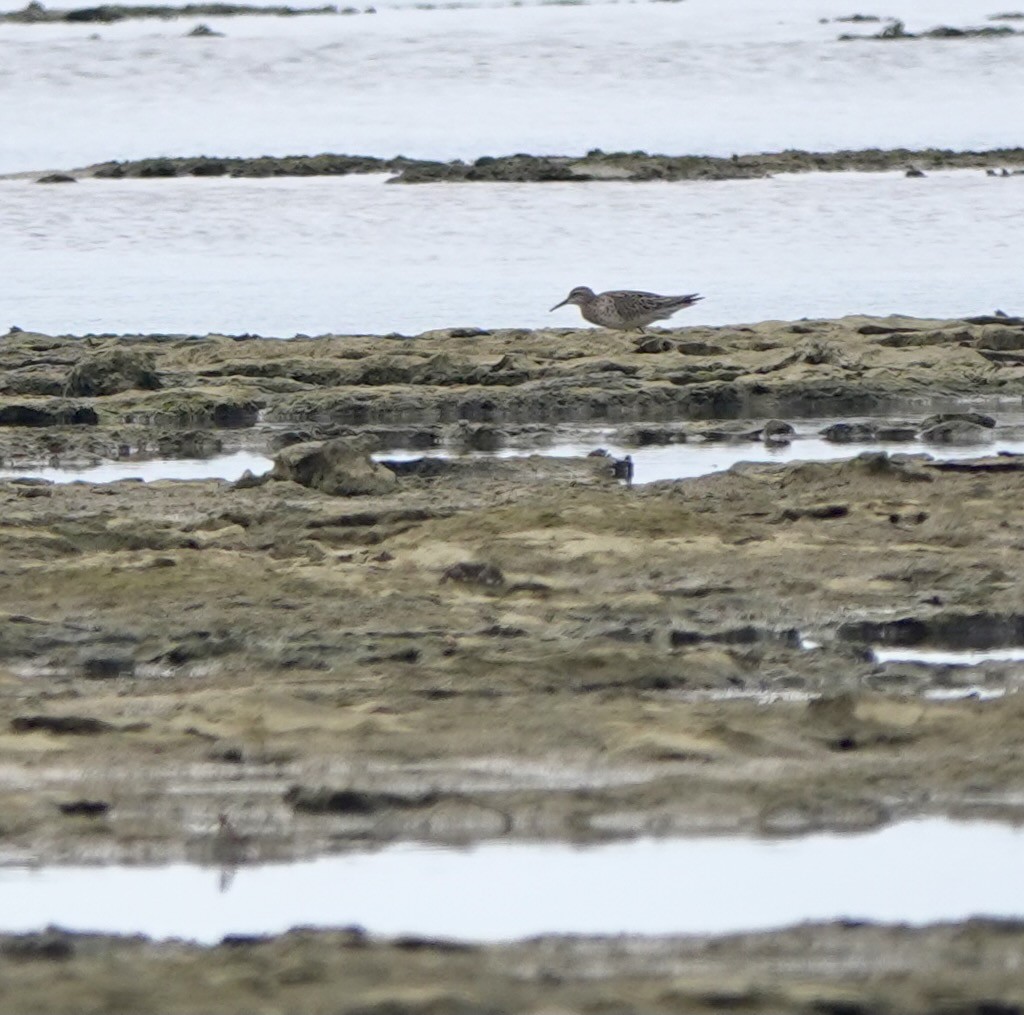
[874,647,1024,665]
[2,425,1023,487]
[0,451,272,484]
[2,819,1023,943]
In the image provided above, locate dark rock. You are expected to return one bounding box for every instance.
[905,167,926,178]
[676,340,725,356]
[920,420,993,445]
[36,173,77,184]
[271,439,397,496]
[440,562,505,587]
[875,426,918,441]
[283,785,437,814]
[232,468,271,490]
[856,324,921,336]
[617,425,686,447]
[186,21,222,35]
[920,411,996,429]
[57,799,110,816]
[781,503,850,521]
[762,419,795,437]
[65,347,161,397]
[609,455,634,485]
[81,656,135,678]
[156,430,222,457]
[379,457,451,479]
[820,422,877,443]
[0,401,98,426]
[159,631,241,664]
[454,422,505,451]
[11,715,113,735]
[2,931,75,961]
[669,625,763,647]
[634,337,676,354]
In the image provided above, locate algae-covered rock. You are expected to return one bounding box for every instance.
[65,347,161,397]
[271,439,397,495]
[0,399,98,426]
[920,420,993,444]
[820,422,876,443]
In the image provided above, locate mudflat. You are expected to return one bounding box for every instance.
[2,315,1024,1012]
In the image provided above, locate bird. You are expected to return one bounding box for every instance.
[550,286,703,332]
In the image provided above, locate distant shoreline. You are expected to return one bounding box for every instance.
[11,146,1024,184]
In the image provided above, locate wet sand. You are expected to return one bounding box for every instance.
[3,315,1024,1011]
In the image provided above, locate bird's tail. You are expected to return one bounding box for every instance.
[675,293,704,307]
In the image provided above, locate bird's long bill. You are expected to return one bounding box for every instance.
[549,298,569,312]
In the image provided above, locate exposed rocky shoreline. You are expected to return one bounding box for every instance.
[4,315,1024,1011]
[0,0,355,22]
[3,921,1023,1014]
[23,146,1024,184]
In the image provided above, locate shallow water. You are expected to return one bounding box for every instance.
[1,0,1023,172]
[2,170,1022,335]
[0,451,270,484]
[874,647,1024,665]
[1,819,1022,942]
[2,422,1022,485]
[381,416,1024,485]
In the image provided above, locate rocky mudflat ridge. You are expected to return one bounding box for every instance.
[2,313,1024,467]
[0,0,353,22]
[24,146,1024,183]
[2,920,1023,1014]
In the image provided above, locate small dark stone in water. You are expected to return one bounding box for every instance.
[920,411,996,429]
[765,417,794,438]
[187,22,223,35]
[284,785,437,814]
[820,422,877,443]
[875,426,917,441]
[611,455,634,486]
[618,425,686,446]
[36,173,76,184]
[58,799,110,817]
[920,420,992,445]
[81,656,134,679]
[905,167,926,178]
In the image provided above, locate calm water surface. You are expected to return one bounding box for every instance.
[2,819,1023,942]
[1,170,1021,335]
[0,426,1019,485]
[1,0,1022,171]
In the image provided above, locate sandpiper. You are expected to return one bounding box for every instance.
[550,286,703,332]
